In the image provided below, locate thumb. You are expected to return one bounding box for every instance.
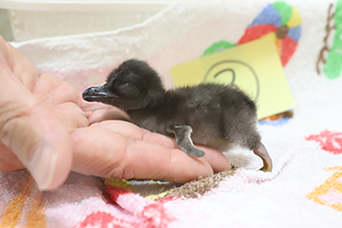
[0,39,72,190]
[0,102,73,191]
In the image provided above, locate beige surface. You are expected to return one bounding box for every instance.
[0,9,13,41]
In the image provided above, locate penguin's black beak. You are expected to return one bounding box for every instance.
[82,85,118,102]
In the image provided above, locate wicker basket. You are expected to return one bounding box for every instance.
[0,0,178,42]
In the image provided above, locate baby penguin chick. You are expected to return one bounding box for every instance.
[83,59,272,172]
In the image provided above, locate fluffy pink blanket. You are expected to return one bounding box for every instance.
[1,0,342,227]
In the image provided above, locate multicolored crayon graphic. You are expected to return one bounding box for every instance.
[203,1,302,67]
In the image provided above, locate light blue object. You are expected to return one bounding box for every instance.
[249,4,282,27]
[287,26,301,42]
[258,117,291,126]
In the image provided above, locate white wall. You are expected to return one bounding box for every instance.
[0,9,13,41]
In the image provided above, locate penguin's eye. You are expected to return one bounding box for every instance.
[116,83,129,90]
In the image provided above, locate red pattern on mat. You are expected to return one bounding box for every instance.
[306,130,342,154]
[75,185,177,228]
[106,184,133,202]
[74,211,139,228]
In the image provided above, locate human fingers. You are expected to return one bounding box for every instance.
[78,95,129,124]
[30,73,89,131]
[71,126,217,182]
[0,37,72,190]
[87,109,129,124]
[81,120,231,174]
[2,37,40,90]
[0,104,73,190]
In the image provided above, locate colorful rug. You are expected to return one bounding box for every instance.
[2,0,342,227]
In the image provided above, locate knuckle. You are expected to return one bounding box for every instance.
[0,114,28,149]
[0,144,24,171]
[0,102,36,150]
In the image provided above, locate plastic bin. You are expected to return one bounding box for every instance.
[0,0,178,42]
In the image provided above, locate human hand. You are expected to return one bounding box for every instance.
[0,36,230,190]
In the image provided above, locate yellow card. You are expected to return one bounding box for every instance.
[170,33,295,119]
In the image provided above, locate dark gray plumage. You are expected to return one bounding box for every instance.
[82,59,272,171]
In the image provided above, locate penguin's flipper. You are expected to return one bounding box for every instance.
[167,125,206,158]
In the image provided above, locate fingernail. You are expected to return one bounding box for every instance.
[28,143,58,191]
